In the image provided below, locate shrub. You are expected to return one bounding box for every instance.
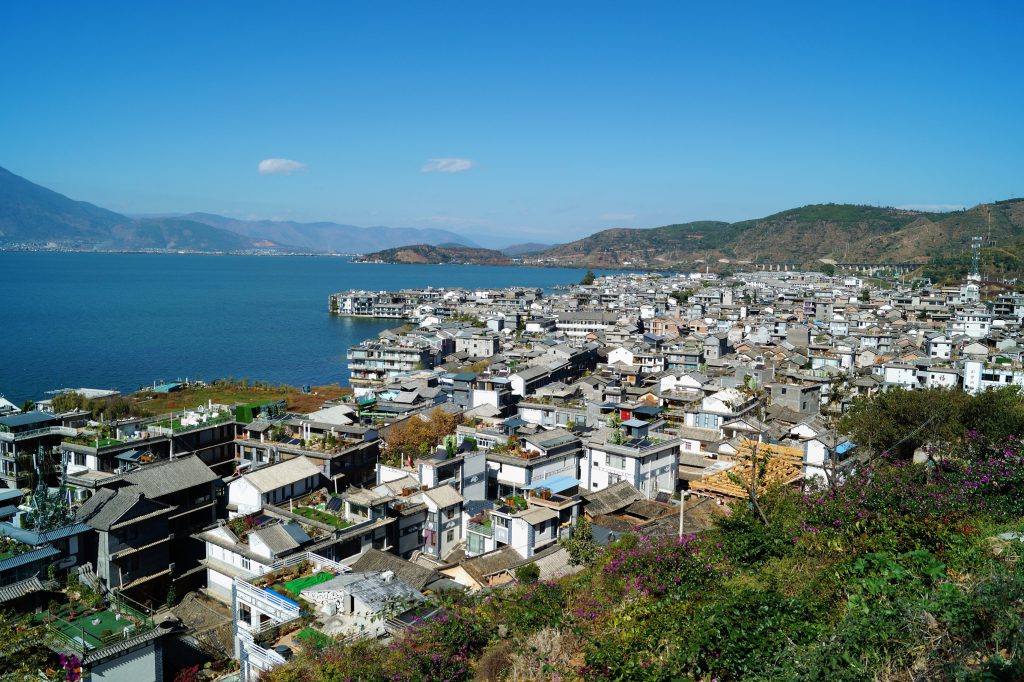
[514,563,540,584]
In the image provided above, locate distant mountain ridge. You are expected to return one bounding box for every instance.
[181,213,478,253]
[0,166,288,252]
[0,166,478,253]
[542,201,1024,269]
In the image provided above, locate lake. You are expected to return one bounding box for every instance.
[0,252,606,404]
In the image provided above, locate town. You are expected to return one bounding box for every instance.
[1,261,1021,681]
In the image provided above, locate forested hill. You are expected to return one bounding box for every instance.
[542,200,1024,270]
[357,244,512,265]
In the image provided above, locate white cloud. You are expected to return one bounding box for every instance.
[896,203,965,212]
[421,158,475,173]
[600,212,636,222]
[258,158,306,176]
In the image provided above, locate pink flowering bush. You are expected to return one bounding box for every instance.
[601,533,720,597]
[804,436,1024,552]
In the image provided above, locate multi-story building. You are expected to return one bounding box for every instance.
[75,456,219,602]
[0,411,74,488]
[348,340,436,388]
[582,420,680,498]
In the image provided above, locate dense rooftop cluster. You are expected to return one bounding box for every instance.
[2,267,1024,680]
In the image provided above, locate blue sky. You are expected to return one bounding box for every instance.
[2,2,1022,246]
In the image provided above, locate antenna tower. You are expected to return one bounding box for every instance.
[968,236,982,283]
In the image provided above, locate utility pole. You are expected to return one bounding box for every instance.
[678,490,689,539]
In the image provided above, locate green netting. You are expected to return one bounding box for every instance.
[282,571,336,596]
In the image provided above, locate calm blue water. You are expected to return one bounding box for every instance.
[0,252,606,404]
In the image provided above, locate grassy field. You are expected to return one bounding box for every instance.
[132,381,351,415]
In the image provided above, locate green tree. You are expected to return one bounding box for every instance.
[840,387,970,459]
[820,262,836,277]
[560,515,597,566]
[51,391,87,413]
[514,562,540,584]
[579,269,596,285]
[0,611,53,680]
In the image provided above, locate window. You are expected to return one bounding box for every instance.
[241,557,251,571]
[446,530,455,543]
[607,454,627,470]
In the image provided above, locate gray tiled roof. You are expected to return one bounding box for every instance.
[242,456,321,493]
[0,575,43,603]
[250,522,308,556]
[422,485,463,509]
[461,545,523,584]
[122,455,217,498]
[0,545,59,573]
[581,480,644,517]
[77,487,172,531]
[0,521,92,546]
[349,548,439,591]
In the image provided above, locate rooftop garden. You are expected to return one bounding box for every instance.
[149,411,234,432]
[65,434,124,448]
[295,627,334,650]
[35,583,152,656]
[251,561,337,602]
[133,378,350,415]
[276,571,336,599]
[0,536,32,560]
[381,407,461,467]
[293,506,352,529]
[497,495,528,513]
[227,513,261,541]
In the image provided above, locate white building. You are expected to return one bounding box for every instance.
[300,570,425,639]
[198,520,313,604]
[420,485,464,561]
[582,421,680,497]
[963,360,1024,394]
[952,308,992,340]
[228,456,323,517]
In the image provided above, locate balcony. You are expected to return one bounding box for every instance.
[0,425,76,443]
[467,521,493,538]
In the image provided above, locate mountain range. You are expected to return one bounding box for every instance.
[0,166,475,253]
[178,213,477,253]
[4,164,1023,272]
[543,201,1024,271]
